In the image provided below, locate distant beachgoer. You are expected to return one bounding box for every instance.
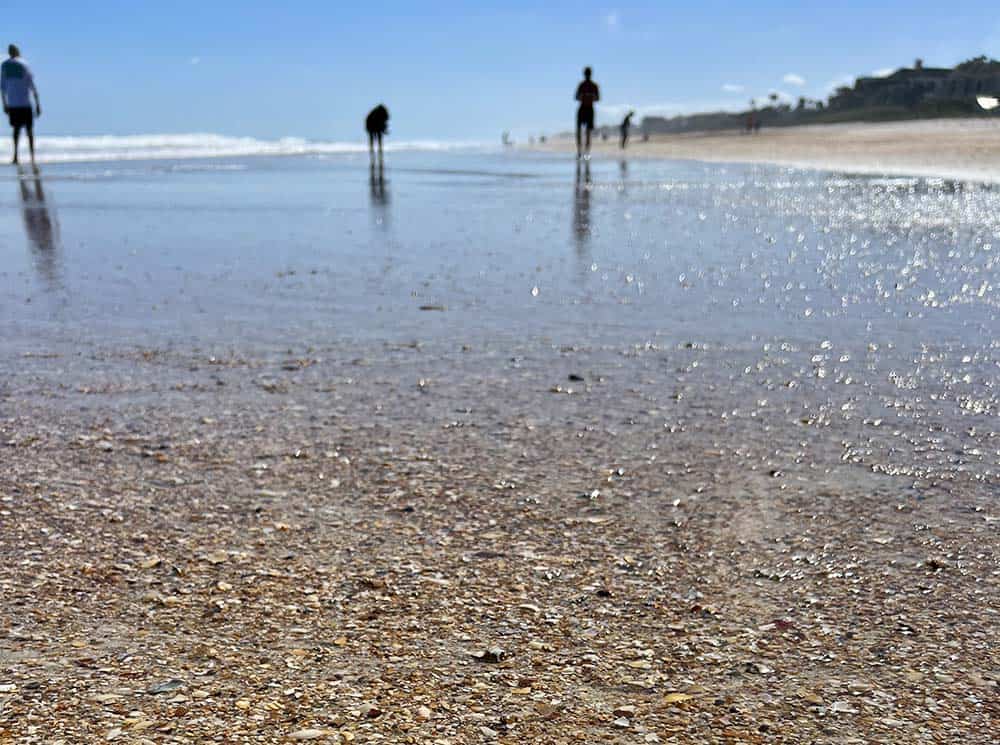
[1,44,41,165]
[365,104,389,162]
[620,111,635,149]
[575,67,600,158]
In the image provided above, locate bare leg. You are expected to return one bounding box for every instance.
[377,133,383,164]
[575,123,582,157]
[585,126,592,155]
[369,132,375,162]
[26,124,34,163]
[11,125,21,164]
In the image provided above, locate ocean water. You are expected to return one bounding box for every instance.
[0,133,486,164]
[2,149,999,489]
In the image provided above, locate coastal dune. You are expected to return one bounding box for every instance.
[546,118,1000,182]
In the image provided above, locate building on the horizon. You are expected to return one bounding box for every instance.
[829,57,1000,110]
[633,57,1000,138]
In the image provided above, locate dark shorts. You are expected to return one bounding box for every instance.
[577,105,595,129]
[7,107,33,128]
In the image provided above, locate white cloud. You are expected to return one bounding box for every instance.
[722,83,745,94]
[605,12,620,30]
[872,67,895,78]
[190,56,201,65]
[782,73,806,86]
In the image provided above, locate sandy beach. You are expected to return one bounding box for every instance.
[1,152,998,743]
[543,119,1000,183]
[2,343,998,744]
[0,342,1000,745]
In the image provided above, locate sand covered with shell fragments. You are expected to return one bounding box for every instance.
[1,341,997,744]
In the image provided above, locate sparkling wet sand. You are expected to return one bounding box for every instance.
[1,153,998,742]
[2,341,997,744]
[546,119,1000,183]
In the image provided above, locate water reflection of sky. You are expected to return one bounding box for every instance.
[0,152,997,487]
[0,155,995,340]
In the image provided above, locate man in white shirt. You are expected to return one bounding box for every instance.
[1,44,42,165]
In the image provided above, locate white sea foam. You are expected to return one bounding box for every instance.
[0,133,489,164]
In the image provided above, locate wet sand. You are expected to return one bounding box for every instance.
[1,341,998,743]
[1,153,999,742]
[544,119,1000,183]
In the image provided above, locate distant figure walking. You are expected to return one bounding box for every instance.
[619,110,635,150]
[575,67,600,158]
[1,44,41,165]
[365,104,389,163]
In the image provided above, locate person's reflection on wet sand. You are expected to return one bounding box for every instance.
[573,159,592,252]
[17,166,60,288]
[369,161,390,228]
[618,159,628,196]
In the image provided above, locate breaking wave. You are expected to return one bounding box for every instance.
[2,133,489,164]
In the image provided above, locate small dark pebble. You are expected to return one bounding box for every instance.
[472,647,506,663]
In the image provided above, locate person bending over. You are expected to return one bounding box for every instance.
[365,104,389,163]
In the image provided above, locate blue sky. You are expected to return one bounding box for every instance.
[6,1,999,141]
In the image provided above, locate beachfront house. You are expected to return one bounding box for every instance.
[830,57,1000,111]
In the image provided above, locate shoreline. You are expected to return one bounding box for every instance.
[534,118,1000,183]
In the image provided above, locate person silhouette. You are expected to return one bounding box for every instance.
[365,104,389,163]
[2,44,42,165]
[575,67,600,158]
[620,111,635,150]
